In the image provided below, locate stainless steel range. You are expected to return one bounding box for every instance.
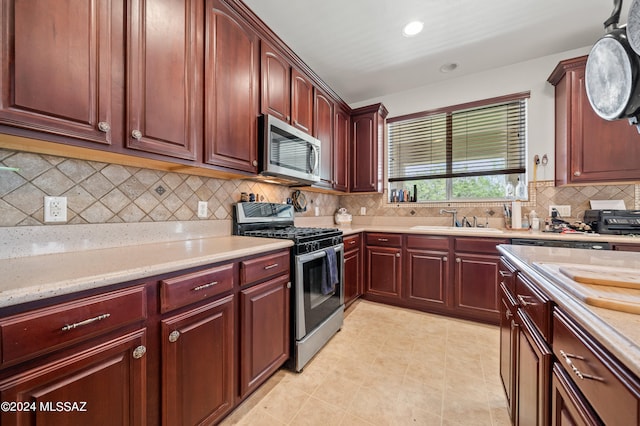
[233,202,344,372]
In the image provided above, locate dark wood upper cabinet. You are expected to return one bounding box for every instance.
[291,68,314,134]
[350,103,388,193]
[314,88,334,188]
[204,0,260,173]
[549,56,640,185]
[0,0,124,146]
[127,0,203,160]
[333,107,350,192]
[261,41,291,123]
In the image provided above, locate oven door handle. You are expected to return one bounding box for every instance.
[295,244,343,264]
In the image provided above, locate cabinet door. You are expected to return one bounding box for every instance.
[344,248,362,307]
[517,311,552,426]
[127,0,202,160]
[454,252,501,323]
[261,41,291,123]
[333,107,350,192]
[162,295,234,426]
[366,246,402,299]
[239,275,290,398]
[350,113,376,192]
[405,248,448,308]
[205,0,259,173]
[551,363,603,426]
[0,329,147,426]
[291,68,313,134]
[499,284,518,421]
[314,89,334,188]
[0,0,123,146]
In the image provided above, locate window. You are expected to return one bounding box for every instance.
[387,92,529,202]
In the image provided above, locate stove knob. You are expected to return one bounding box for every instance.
[314,241,320,251]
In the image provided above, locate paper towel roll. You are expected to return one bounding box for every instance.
[512,201,522,229]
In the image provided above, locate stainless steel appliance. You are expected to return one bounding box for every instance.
[233,202,343,372]
[259,114,321,186]
[584,209,640,235]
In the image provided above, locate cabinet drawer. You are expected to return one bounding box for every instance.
[515,274,551,340]
[343,233,361,251]
[241,251,290,286]
[553,309,640,426]
[406,234,449,251]
[454,237,509,254]
[160,263,235,313]
[365,233,402,247]
[499,257,517,294]
[0,285,146,367]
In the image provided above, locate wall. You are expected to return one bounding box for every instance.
[0,149,339,227]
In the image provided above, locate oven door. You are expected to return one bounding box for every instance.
[294,244,344,340]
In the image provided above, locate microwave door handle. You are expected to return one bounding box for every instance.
[309,145,319,173]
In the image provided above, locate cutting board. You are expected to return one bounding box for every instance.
[535,262,640,314]
[558,265,640,289]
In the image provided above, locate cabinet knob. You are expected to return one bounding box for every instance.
[396,253,400,257]
[573,171,582,177]
[252,160,258,167]
[132,345,146,359]
[505,309,513,319]
[456,258,461,263]
[97,121,110,132]
[131,130,143,140]
[168,330,180,343]
[443,256,447,262]
[287,282,291,289]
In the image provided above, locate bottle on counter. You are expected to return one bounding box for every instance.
[505,181,514,199]
[530,210,540,231]
[515,177,527,200]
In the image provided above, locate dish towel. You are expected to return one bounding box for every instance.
[321,247,339,295]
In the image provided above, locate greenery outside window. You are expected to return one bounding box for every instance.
[387,92,529,202]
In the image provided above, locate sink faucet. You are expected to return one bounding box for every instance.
[440,209,458,227]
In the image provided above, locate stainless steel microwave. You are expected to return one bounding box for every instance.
[259,114,321,186]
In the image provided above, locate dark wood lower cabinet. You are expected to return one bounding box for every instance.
[551,363,602,426]
[499,283,518,420]
[161,295,234,426]
[365,245,402,299]
[344,245,362,307]
[405,248,448,308]
[0,329,147,426]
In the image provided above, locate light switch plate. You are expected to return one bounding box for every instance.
[44,196,67,223]
[549,205,571,217]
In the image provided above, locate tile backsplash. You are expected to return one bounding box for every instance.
[0,149,339,227]
[1,148,638,228]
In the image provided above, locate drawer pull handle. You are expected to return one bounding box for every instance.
[349,240,356,245]
[132,345,146,359]
[168,331,181,343]
[378,238,389,242]
[505,309,513,319]
[517,294,536,307]
[193,281,218,291]
[264,263,279,270]
[499,270,512,278]
[61,313,110,331]
[560,350,604,382]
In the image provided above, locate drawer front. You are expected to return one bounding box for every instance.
[499,256,517,294]
[0,285,146,367]
[406,234,449,251]
[553,309,640,426]
[454,237,509,254]
[160,263,235,313]
[515,274,551,340]
[241,250,290,286]
[365,233,402,247]
[343,233,361,251]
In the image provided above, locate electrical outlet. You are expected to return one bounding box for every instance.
[549,205,571,217]
[360,207,366,215]
[44,196,67,223]
[197,201,208,218]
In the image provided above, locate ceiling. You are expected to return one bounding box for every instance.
[242,0,628,105]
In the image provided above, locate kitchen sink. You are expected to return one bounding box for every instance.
[409,225,504,233]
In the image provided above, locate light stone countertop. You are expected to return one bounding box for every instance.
[0,235,292,309]
[498,244,640,378]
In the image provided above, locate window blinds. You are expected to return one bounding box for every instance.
[388,94,528,182]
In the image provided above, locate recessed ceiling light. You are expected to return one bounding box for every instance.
[402,21,424,37]
[440,62,459,73]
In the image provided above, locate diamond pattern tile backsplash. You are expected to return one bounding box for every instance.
[0,149,339,227]
[1,148,638,227]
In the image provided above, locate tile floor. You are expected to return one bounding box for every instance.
[221,300,510,426]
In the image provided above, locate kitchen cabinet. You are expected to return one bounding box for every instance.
[333,106,350,192]
[261,41,292,123]
[350,103,388,193]
[404,235,450,311]
[204,0,260,173]
[365,233,402,300]
[611,242,640,252]
[0,0,124,147]
[549,56,640,185]
[291,68,314,134]
[453,237,508,324]
[314,88,335,188]
[343,233,363,307]
[550,363,602,426]
[500,282,519,421]
[126,0,202,160]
